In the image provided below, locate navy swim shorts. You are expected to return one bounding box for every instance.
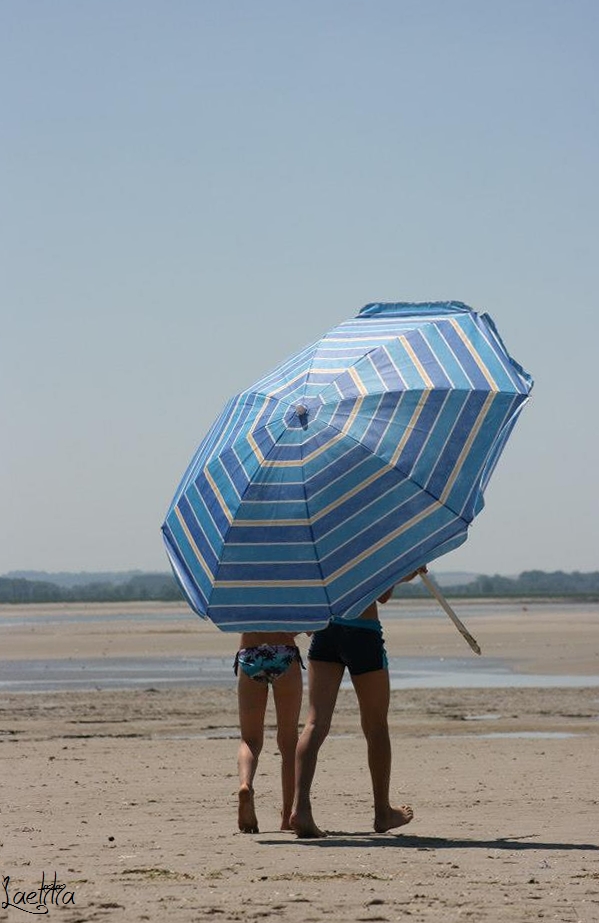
[308,619,388,676]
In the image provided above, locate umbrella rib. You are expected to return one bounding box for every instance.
[298,432,333,616]
[207,413,328,600]
[304,411,473,527]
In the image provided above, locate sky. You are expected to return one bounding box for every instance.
[1,0,598,577]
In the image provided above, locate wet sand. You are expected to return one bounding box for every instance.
[1,601,598,922]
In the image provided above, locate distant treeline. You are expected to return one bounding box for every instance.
[1,570,599,604]
[0,573,183,604]
[393,570,599,599]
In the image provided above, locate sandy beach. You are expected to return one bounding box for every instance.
[1,601,598,922]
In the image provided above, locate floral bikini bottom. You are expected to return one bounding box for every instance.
[234,644,305,684]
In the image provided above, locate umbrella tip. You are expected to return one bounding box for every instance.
[295,404,308,417]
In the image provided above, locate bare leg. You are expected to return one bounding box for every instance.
[237,671,268,833]
[290,660,345,838]
[272,659,303,829]
[351,668,414,833]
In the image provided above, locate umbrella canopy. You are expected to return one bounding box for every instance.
[162,301,533,632]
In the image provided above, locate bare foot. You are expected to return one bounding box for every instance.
[289,810,327,839]
[238,784,259,833]
[374,804,414,833]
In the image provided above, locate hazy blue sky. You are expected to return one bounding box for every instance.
[2,0,598,577]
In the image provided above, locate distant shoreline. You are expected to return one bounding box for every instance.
[2,597,599,626]
[0,593,599,624]
[1,595,599,614]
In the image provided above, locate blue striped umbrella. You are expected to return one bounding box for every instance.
[162,302,532,632]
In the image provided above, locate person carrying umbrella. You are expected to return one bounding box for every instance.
[290,569,424,838]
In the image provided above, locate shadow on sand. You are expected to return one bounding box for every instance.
[260,833,599,851]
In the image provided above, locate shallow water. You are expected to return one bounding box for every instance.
[153,729,584,742]
[430,731,583,740]
[383,655,599,690]
[1,654,598,694]
[2,600,598,693]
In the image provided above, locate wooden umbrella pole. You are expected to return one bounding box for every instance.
[419,571,482,655]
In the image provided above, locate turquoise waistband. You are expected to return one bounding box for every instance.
[330,616,382,633]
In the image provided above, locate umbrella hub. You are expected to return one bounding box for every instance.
[286,403,309,431]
